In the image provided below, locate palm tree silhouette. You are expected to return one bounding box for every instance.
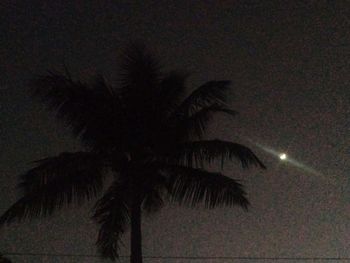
[0,45,265,263]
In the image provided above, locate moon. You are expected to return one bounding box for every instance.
[279,153,287,160]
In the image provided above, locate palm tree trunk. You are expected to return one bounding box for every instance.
[130,199,142,263]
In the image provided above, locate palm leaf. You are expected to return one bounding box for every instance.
[79,76,129,151]
[162,140,266,169]
[140,171,167,214]
[0,152,107,225]
[173,80,231,117]
[92,180,130,260]
[21,152,107,196]
[31,73,125,150]
[0,192,57,225]
[163,165,249,209]
[157,71,190,117]
[142,187,165,214]
[177,104,238,140]
[119,43,160,104]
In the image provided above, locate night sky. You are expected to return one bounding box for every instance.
[1,1,349,262]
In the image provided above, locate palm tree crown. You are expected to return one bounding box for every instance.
[0,45,265,262]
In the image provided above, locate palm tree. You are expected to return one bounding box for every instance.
[0,45,265,263]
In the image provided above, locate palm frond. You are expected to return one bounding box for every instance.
[92,180,130,260]
[30,72,87,112]
[177,104,238,140]
[163,165,249,209]
[0,194,53,225]
[142,188,164,214]
[157,71,190,117]
[0,152,107,225]
[173,80,231,118]
[78,76,129,151]
[31,73,126,150]
[119,44,160,103]
[21,152,107,197]
[139,170,167,214]
[162,140,266,169]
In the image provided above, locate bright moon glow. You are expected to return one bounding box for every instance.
[279,153,287,160]
[244,138,326,182]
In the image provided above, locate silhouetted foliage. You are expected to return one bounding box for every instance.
[0,44,265,263]
[0,254,12,263]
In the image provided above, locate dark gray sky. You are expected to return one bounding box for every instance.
[0,1,349,262]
